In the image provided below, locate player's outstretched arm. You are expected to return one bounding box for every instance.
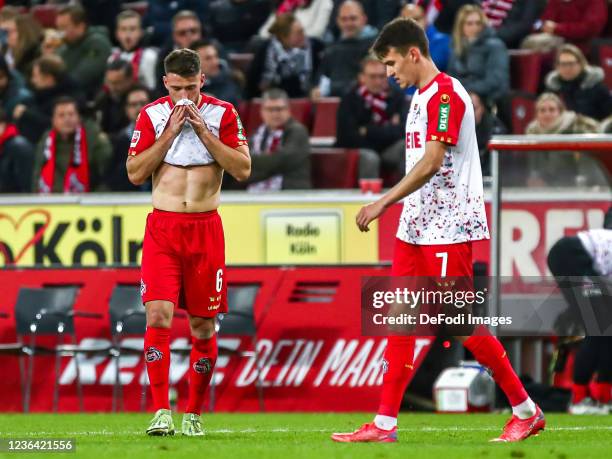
[185,104,251,182]
[356,140,446,232]
[126,106,187,185]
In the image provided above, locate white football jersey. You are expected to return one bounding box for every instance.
[397,72,489,245]
[577,229,612,276]
[129,94,248,166]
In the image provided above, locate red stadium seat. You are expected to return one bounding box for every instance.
[310,148,359,189]
[510,92,536,134]
[245,98,312,134]
[312,97,340,138]
[31,5,59,28]
[597,42,612,88]
[121,2,149,16]
[228,53,254,75]
[509,50,544,94]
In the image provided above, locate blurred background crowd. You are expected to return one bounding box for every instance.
[0,0,610,194]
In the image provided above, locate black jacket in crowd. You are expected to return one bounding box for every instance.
[17,76,85,145]
[335,84,408,153]
[493,0,547,49]
[545,66,612,121]
[0,128,34,193]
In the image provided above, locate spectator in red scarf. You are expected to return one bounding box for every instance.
[243,88,312,191]
[0,107,33,193]
[335,56,408,178]
[32,97,111,193]
[108,9,159,91]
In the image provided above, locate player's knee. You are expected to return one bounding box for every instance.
[189,316,215,339]
[145,302,173,328]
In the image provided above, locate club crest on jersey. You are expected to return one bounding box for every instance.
[130,130,141,148]
[145,347,163,362]
[193,357,212,374]
[438,102,450,132]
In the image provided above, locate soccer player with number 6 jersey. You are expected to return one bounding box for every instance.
[126,48,250,436]
[331,18,545,443]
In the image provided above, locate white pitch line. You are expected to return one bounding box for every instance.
[3,426,612,436]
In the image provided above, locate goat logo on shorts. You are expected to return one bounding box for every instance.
[140,279,147,297]
[145,347,163,363]
[193,358,212,374]
[382,358,389,374]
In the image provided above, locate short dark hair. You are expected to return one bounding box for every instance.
[164,48,201,77]
[58,5,88,25]
[371,18,430,60]
[126,84,151,102]
[34,54,66,81]
[53,96,79,114]
[107,58,133,78]
[189,38,215,52]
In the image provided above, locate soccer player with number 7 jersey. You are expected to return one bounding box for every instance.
[331,18,545,443]
[126,49,250,436]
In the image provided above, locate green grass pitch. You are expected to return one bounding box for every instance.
[0,413,611,459]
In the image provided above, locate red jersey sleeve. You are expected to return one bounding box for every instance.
[426,88,466,146]
[219,105,248,149]
[128,108,156,156]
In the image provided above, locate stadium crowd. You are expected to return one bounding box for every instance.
[0,0,610,193]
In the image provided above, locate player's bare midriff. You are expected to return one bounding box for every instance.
[151,161,223,213]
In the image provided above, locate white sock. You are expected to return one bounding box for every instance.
[512,397,537,419]
[374,415,397,430]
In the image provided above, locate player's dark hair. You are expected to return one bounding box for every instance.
[107,58,134,78]
[371,18,430,60]
[164,49,201,77]
[58,5,88,25]
[34,54,66,81]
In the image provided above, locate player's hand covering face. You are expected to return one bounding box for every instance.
[164,72,204,105]
[185,104,209,137]
[165,105,187,137]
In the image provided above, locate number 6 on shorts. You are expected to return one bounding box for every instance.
[215,268,223,293]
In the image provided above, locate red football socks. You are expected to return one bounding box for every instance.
[185,334,218,415]
[572,383,589,404]
[463,333,528,406]
[593,382,612,404]
[144,326,171,410]
[377,336,416,417]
